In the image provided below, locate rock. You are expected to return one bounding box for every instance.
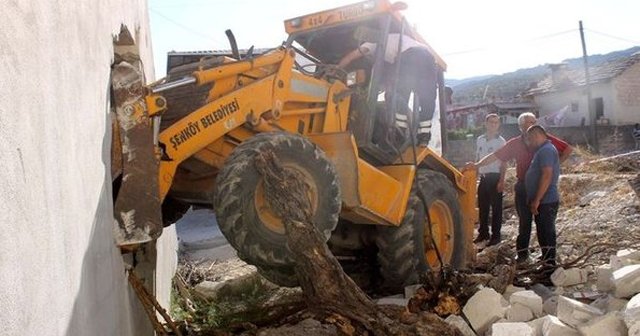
[194,280,224,299]
[590,295,629,313]
[541,315,579,336]
[510,290,543,317]
[596,264,614,292]
[506,303,534,322]
[376,297,408,306]
[625,293,640,328]
[580,191,607,206]
[556,296,604,327]
[543,296,559,316]
[613,264,640,298]
[462,287,508,334]
[489,322,533,336]
[404,284,422,299]
[611,249,640,271]
[630,322,640,336]
[577,312,628,336]
[550,267,588,287]
[444,315,475,336]
[503,284,526,301]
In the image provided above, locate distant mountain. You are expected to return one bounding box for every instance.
[445,75,496,88]
[448,46,640,106]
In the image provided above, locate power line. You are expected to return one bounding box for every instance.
[442,29,577,57]
[149,8,226,45]
[585,28,640,45]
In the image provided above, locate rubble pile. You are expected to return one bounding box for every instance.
[428,248,640,336]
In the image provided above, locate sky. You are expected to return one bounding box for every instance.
[148,0,640,80]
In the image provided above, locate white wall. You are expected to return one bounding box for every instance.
[0,1,176,335]
[535,82,614,127]
[612,62,640,125]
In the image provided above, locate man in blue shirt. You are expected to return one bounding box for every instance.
[525,125,560,275]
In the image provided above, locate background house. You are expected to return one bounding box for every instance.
[1,2,177,335]
[446,101,536,130]
[526,53,640,127]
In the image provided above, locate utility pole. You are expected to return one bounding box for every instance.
[579,20,598,152]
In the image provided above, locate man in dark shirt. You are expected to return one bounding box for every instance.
[525,125,560,272]
[466,112,572,263]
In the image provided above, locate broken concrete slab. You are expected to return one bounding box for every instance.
[506,303,534,322]
[510,290,543,317]
[590,295,629,313]
[444,315,475,336]
[462,287,508,334]
[613,264,640,298]
[550,267,588,287]
[611,249,640,271]
[541,315,579,336]
[596,264,614,292]
[489,322,533,336]
[527,316,545,336]
[630,322,640,336]
[503,284,526,301]
[556,295,604,327]
[577,312,628,336]
[625,293,640,328]
[376,297,408,306]
[404,284,422,299]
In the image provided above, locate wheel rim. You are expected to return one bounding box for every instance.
[424,200,455,268]
[254,163,318,235]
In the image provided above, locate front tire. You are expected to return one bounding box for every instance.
[376,169,466,292]
[213,132,341,275]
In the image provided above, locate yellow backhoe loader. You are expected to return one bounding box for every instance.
[111,0,477,291]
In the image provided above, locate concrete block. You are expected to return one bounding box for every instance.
[404,284,422,298]
[577,312,628,336]
[625,293,640,328]
[590,295,628,313]
[630,322,640,336]
[510,290,544,317]
[444,315,475,336]
[527,316,545,336]
[541,315,579,336]
[613,264,640,298]
[503,284,526,301]
[506,303,534,322]
[596,264,614,292]
[376,297,408,306]
[462,287,508,334]
[556,296,604,327]
[611,249,640,271]
[489,322,533,336]
[550,267,588,287]
[543,296,559,316]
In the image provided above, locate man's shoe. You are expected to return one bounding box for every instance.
[516,256,532,269]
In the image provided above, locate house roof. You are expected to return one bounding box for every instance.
[448,101,535,114]
[527,52,640,96]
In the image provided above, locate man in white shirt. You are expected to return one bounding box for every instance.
[474,113,507,246]
[337,33,437,145]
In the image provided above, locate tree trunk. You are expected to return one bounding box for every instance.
[254,150,461,336]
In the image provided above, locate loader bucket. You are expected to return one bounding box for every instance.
[111,61,162,248]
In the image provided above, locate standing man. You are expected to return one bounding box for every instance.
[474,114,507,246]
[525,125,561,275]
[337,33,437,144]
[465,112,572,264]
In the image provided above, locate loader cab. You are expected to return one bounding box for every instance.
[284,0,447,164]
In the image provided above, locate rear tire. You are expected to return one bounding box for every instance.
[376,169,466,292]
[213,132,341,275]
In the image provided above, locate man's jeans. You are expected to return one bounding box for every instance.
[515,181,558,265]
[478,173,503,240]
